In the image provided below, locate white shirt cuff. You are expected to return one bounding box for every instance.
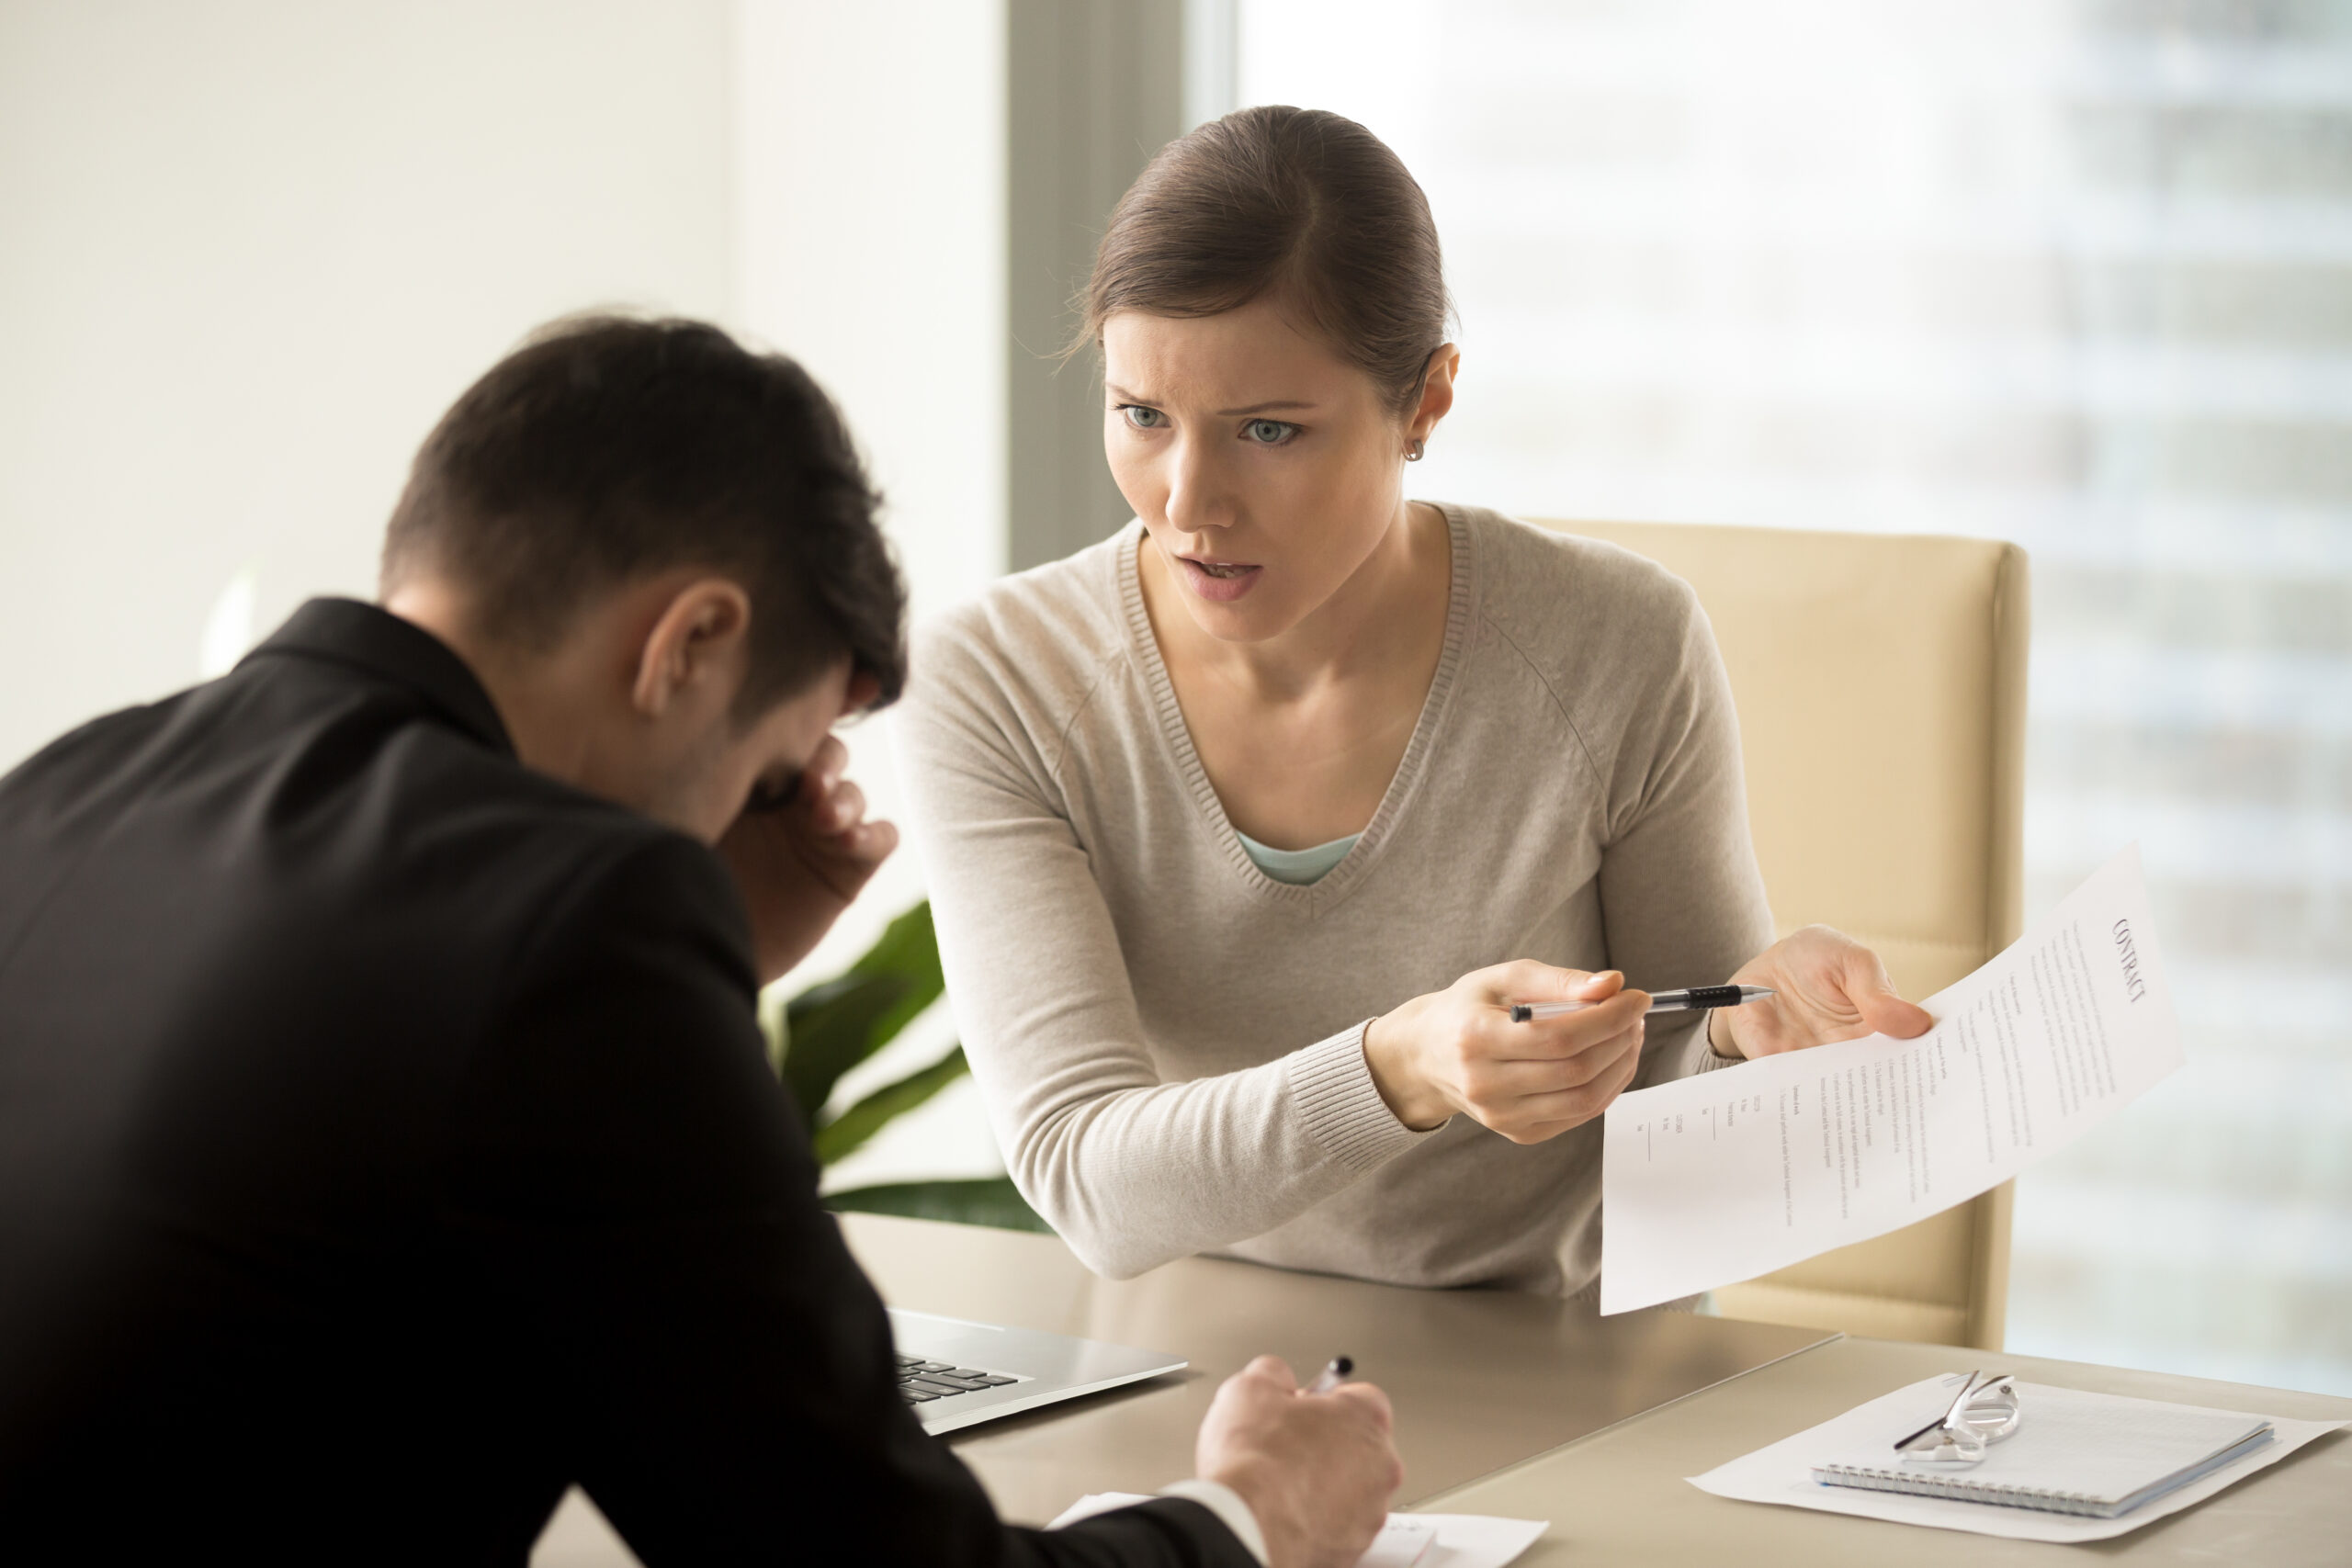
[1158,1478,1270,1565]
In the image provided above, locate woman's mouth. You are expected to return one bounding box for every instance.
[1178,556,1262,603]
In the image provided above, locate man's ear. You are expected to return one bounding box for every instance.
[630,578,753,718]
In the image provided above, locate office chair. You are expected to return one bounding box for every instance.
[1538,518,2029,1350]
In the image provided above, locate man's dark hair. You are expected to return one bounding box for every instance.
[381,314,906,714]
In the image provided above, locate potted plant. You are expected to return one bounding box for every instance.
[766,902,1049,1234]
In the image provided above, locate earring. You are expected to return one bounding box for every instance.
[1405,437,1425,461]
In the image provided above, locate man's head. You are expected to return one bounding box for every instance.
[380,316,906,842]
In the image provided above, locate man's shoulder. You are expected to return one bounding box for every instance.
[375,727,744,983]
[0,653,741,1006]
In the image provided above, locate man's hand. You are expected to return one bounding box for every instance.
[1195,1357,1402,1568]
[1708,925,1932,1060]
[716,732,897,984]
[1363,963,1649,1141]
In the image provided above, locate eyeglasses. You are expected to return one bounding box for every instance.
[1893,1370,2022,1468]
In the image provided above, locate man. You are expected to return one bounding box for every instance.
[0,317,1399,1565]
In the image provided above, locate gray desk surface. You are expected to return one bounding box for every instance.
[840,1211,1834,1524]
[531,1214,2350,1564]
[1418,1335,2352,1567]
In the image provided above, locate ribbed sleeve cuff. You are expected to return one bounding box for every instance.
[1694,1032,1745,1073]
[1657,1009,1745,1077]
[1287,1021,1441,1175]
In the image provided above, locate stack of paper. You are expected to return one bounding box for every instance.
[1602,845,2182,1314]
[1690,1375,2346,1543]
[1047,1493,1547,1566]
[1814,1380,2272,1517]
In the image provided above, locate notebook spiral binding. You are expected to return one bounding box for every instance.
[1810,1464,2109,1517]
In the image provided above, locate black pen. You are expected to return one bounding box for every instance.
[1306,1355,1353,1394]
[1510,985,1773,1023]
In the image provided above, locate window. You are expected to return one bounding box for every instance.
[1241,0,2352,1393]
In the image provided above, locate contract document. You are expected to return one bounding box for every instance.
[1600,844,2181,1315]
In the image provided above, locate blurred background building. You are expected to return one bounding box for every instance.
[2,0,2344,1396]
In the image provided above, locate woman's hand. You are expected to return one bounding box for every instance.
[1363,963,1649,1142]
[1707,925,1932,1061]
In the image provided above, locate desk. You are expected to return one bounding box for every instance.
[1417,1336,2352,1567]
[532,1212,1826,1564]
[530,1215,2350,1565]
[842,1212,1832,1523]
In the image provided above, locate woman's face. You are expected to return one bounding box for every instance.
[1102,298,1450,644]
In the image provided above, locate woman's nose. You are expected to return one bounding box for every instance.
[1163,440,1231,534]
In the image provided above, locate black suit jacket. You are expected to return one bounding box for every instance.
[0,599,1249,1566]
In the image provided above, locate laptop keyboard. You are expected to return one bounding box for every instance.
[898,1353,1021,1404]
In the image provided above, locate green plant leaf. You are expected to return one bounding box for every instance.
[775,903,944,1126]
[825,1175,1053,1235]
[777,971,910,1132]
[759,984,791,1078]
[839,902,944,1046]
[811,1045,971,1166]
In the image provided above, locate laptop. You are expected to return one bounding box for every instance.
[888,1308,1188,1436]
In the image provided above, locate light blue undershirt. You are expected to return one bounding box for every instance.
[1235,829,1360,886]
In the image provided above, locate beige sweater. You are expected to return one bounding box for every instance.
[895,505,1772,1297]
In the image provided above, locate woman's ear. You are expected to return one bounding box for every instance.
[630,578,753,718]
[1408,344,1461,449]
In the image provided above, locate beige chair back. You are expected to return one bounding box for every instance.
[1538,519,2029,1349]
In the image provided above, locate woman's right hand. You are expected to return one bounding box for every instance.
[1362,964,1650,1141]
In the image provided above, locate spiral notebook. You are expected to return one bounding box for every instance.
[1811,1382,2274,1519]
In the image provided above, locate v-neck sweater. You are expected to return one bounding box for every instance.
[893,504,1773,1296]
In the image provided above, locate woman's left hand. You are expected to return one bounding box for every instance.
[1708,926,1933,1061]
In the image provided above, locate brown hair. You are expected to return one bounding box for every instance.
[381,314,906,716]
[1075,106,1453,416]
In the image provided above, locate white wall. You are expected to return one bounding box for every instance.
[0,0,736,771]
[0,0,1009,1185]
[735,1,1007,635]
[734,0,1012,1188]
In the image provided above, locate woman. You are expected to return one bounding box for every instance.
[897,107,1928,1298]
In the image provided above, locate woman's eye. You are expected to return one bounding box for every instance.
[1245,419,1296,446]
[1120,405,1168,430]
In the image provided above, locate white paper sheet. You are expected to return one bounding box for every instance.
[1600,843,2181,1314]
[1688,1374,2346,1542]
[1048,1494,1547,1567]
